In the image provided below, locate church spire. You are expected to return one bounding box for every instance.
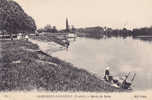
[66,17,69,32]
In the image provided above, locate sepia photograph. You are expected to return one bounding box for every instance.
[0,0,152,99]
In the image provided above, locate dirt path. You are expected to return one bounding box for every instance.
[29,39,65,55]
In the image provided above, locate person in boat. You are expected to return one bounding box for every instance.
[104,67,113,82]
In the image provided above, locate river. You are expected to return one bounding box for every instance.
[52,37,152,91]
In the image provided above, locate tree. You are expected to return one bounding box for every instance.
[0,0,37,39]
[44,24,52,32]
[52,26,58,33]
[22,16,37,33]
[0,0,8,31]
[43,25,58,33]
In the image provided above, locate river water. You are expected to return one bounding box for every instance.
[52,37,152,91]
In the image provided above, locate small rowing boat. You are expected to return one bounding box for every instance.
[103,72,136,90]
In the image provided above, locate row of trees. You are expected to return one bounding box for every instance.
[37,25,58,33]
[77,26,104,38]
[76,26,132,39]
[37,25,77,33]
[75,26,152,39]
[132,27,152,37]
[0,0,37,39]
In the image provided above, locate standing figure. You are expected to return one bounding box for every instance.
[25,35,29,41]
[104,67,110,81]
[65,39,70,51]
[17,33,22,40]
[104,67,113,82]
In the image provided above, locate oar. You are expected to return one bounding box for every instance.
[131,73,136,82]
[119,72,124,80]
[125,72,130,80]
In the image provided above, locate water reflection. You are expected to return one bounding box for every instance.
[52,37,152,91]
[133,37,152,42]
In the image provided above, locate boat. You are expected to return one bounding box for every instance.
[103,72,136,90]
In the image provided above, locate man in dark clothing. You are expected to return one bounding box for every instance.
[65,39,70,51]
[104,67,110,82]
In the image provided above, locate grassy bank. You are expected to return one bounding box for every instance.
[0,40,123,92]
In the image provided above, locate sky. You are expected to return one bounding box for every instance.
[14,0,152,30]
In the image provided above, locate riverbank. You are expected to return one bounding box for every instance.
[30,33,68,47]
[29,39,65,54]
[0,39,124,92]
